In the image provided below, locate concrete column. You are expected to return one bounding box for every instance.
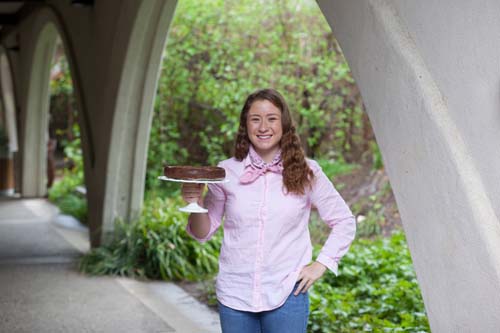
[0,49,18,196]
[0,49,19,154]
[10,0,177,246]
[100,0,178,244]
[18,22,58,197]
[317,0,500,330]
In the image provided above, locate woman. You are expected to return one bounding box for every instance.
[182,88,356,333]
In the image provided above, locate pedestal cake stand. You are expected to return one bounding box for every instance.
[158,176,229,213]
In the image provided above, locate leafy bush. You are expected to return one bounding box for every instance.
[48,172,87,224]
[316,158,359,181]
[147,0,375,193]
[308,232,429,332]
[56,192,87,223]
[355,210,383,239]
[371,141,384,171]
[80,196,221,281]
[47,124,87,223]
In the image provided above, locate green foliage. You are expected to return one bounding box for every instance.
[356,210,383,239]
[316,157,359,181]
[63,124,83,170]
[56,193,88,223]
[48,172,87,224]
[147,0,373,192]
[50,54,73,95]
[355,194,385,238]
[371,141,384,170]
[49,51,78,144]
[308,232,429,332]
[48,170,85,217]
[80,196,221,281]
[350,182,393,239]
[48,124,87,223]
[47,46,87,222]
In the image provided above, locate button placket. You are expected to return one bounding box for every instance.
[252,173,268,309]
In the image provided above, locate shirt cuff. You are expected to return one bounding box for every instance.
[316,253,339,276]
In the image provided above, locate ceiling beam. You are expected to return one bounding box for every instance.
[71,0,94,5]
[0,15,19,25]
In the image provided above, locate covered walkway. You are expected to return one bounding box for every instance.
[0,198,220,333]
[0,0,499,330]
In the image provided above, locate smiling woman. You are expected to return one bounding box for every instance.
[246,100,283,162]
[181,88,356,333]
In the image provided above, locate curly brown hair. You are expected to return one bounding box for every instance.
[234,88,314,195]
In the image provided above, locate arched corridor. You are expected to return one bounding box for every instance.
[0,0,499,331]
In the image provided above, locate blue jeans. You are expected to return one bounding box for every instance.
[218,282,309,333]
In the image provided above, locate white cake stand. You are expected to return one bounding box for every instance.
[158,176,229,213]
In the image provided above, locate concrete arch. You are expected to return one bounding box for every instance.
[0,47,19,154]
[21,21,58,197]
[317,0,500,330]
[20,7,86,197]
[99,1,500,329]
[100,0,177,237]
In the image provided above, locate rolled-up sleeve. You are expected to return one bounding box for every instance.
[185,166,227,243]
[309,160,356,275]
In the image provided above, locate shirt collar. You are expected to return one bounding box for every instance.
[244,144,282,169]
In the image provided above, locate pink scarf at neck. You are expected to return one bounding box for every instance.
[239,145,283,184]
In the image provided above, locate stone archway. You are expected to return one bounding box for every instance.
[18,7,87,199]
[0,47,18,195]
[21,21,58,197]
[0,48,18,154]
[104,0,500,329]
[317,0,500,330]
[99,0,177,238]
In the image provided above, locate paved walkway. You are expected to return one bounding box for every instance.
[0,198,221,333]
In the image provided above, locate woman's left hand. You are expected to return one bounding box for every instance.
[294,262,327,296]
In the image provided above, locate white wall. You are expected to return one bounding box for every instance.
[317,0,500,331]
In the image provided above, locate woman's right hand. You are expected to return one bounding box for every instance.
[181,183,205,206]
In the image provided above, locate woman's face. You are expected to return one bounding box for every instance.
[246,100,283,161]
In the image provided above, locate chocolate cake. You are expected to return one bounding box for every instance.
[164,165,226,181]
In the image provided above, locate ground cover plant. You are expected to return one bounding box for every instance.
[47,125,87,224]
[80,197,221,280]
[308,234,429,332]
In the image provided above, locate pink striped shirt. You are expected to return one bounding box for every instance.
[186,153,356,312]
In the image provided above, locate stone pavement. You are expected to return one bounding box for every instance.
[0,198,221,333]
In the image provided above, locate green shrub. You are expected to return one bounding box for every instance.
[371,141,384,171]
[47,171,82,202]
[57,193,87,223]
[308,232,429,332]
[80,196,221,281]
[47,123,88,223]
[48,169,87,224]
[316,158,359,181]
[147,0,375,194]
